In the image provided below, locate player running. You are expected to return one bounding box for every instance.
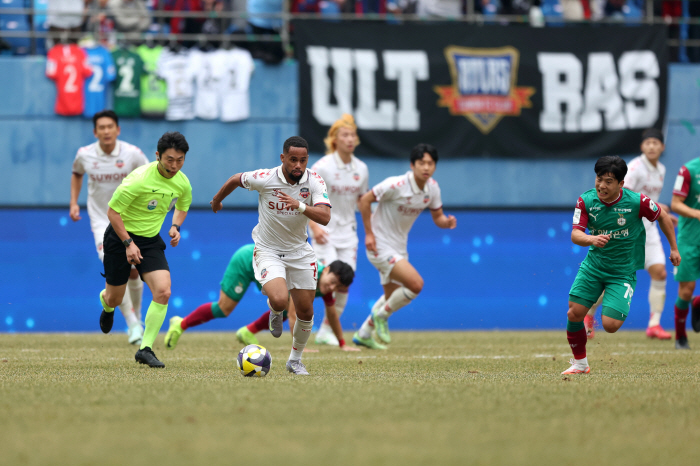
[209,136,331,375]
[70,110,148,345]
[162,244,358,351]
[669,154,700,349]
[584,129,676,340]
[562,156,680,375]
[353,143,457,349]
[98,131,192,368]
[309,114,369,346]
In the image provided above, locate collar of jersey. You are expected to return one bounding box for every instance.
[407,171,428,195]
[333,151,356,170]
[640,153,660,173]
[96,140,121,157]
[599,188,623,206]
[276,165,308,185]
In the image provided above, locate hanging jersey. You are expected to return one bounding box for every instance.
[83,45,116,118]
[72,140,149,229]
[190,49,223,120]
[673,158,700,245]
[219,48,255,122]
[112,48,145,118]
[310,152,369,248]
[573,188,660,275]
[241,165,331,253]
[371,172,442,253]
[46,44,93,116]
[136,45,168,117]
[157,48,196,121]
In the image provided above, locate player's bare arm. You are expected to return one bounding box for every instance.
[69,172,84,221]
[210,173,243,213]
[358,190,377,252]
[275,191,330,225]
[169,209,187,247]
[430,208,457,229]
[671,194,700,221]
[107,206,143,264]
[571,228,610,248]
[656,208,681,266]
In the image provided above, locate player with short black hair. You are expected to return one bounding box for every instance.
[563,156,680,374]
[98,131,193,368]
[92,109,119,129]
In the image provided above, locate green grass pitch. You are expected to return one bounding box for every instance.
[1,331,698,466]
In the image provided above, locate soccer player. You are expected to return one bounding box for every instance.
[562,156,680,375]
[583,129,676,340]
[309,114,369,346]
[70,110,149,345]
[353,143,457,350]
[209,136,331,375]
[670,154,700,349]
[98,131,192,368]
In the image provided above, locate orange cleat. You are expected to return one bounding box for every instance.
[646,325,672,340]
[584,315,595,340]
[561,359,591,375]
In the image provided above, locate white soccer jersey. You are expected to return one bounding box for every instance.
[625,154,666,232]
[190,49,223,120]
[156,48,196,121]
[371,171,442,253]
[310,152,369,248]
[241,165,331,253]
[219,48,255,122]
[72,140,149,228]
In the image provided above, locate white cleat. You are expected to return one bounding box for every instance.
[561,358,591,375]
[127,323,144,346]
[315,327,339,346]
[286,359,309,375]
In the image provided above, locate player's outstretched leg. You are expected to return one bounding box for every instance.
[268,298,285,338]
[164,316,184,350]
[286,318,313,375]
[165,301,228,349]
[562,303,590,374]
[646,278,671,340]
[127,275,144,322]
[315,291,349,346]
[99,289,115,334]
[353,313,388,350]
[674,297,691,350]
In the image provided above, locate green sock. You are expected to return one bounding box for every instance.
[567,319,585,332]
[140,301,168,350]
[100,289,115,313]
[676,297,690,309]
[211,302,226,318]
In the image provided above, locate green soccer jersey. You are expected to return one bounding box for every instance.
[112,48,145,118]
[108,161,192,237]
[136,45,168,117]
[574,188,661,276]
[673,158,700,245]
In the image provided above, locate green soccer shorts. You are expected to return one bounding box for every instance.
[673,242,700,283]
[220,245,262,302]
[569,264,637,320]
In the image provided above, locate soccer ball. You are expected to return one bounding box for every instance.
[237,344,272,377]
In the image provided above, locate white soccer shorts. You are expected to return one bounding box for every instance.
[253,243,318,291]
[644,223,665,270]
[366,247,408,286]
[311,239,358,271]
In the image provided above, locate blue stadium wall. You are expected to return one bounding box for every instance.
[1,58,699,332]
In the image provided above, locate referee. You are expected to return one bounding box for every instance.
[98,131,193,368]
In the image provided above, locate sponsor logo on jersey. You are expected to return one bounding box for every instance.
[323,193,329,199]
[235,283,244,294]
[388,256,397,265]
[649,199,659,212]
[261,268,268,279]
[300,187,310,199]
[589,213,599,221]
[168,197,178,211]
[93,162,99,169]
[148,200,158,210]
[434,46,535,134]
[353,173,360,181]
[115,159,124,168]
[273,188,281,197]
[617,214,626,226]
[424,194,430,204]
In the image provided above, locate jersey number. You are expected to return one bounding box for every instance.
[63,64,78,92]
[88,65,104,92]
[118,64,135,93]
[623,283,634,299]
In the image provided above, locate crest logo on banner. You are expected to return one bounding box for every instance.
[434,46,535,134]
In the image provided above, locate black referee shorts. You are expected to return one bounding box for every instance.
[102,224,169,286]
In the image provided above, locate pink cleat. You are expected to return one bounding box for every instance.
[584,315,595,340]
[646,325,672,340]
[561,359,591,375]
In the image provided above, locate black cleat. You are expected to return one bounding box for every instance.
[135,347,165,368]
[691,299,700,333]
[100,310,114,334]
[675,336,691,350]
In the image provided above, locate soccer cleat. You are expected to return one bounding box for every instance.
[127,323,143,345]
[164,316,184,350]
[286,359,309,375]
[561,358,591,375]
[236,326,260,346]
[372,313,391,344]
[315,327,339,346]
[584,314,595,340]
[99,310,114,334]
[352,332,387,350]
[135,347,165,368]
[692,299,700,333]
[675,336,691,350]
[646,325,672,340]
[269,311,284,338]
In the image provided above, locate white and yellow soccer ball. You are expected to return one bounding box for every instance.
[237,344,272,377]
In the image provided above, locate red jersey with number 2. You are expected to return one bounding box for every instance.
[46,44,93,116]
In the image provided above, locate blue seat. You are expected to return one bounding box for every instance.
[0,16,31,55]
[541,0,564,26]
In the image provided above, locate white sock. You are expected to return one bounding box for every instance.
[289,318,313,361]
[575,357,588,367]
[119,292,138,328]
[358,295,388,339]
[128,278,144,322]
[378,287,417,318]
[648,279,666,327]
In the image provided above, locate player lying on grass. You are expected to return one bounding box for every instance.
[563,155,680,375]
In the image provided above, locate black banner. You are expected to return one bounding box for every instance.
[295,21,668,159]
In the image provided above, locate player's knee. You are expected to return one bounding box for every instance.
[153,286,171,303]
[603,321,621,333]
[219,301,235,316]
[105,294,122,308]
[268,296,288,312]
[406,278,423,295]
[567,307,583,322]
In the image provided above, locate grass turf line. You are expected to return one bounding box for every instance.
[0,331,698,466]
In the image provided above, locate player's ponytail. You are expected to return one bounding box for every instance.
[324,113,361,154]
